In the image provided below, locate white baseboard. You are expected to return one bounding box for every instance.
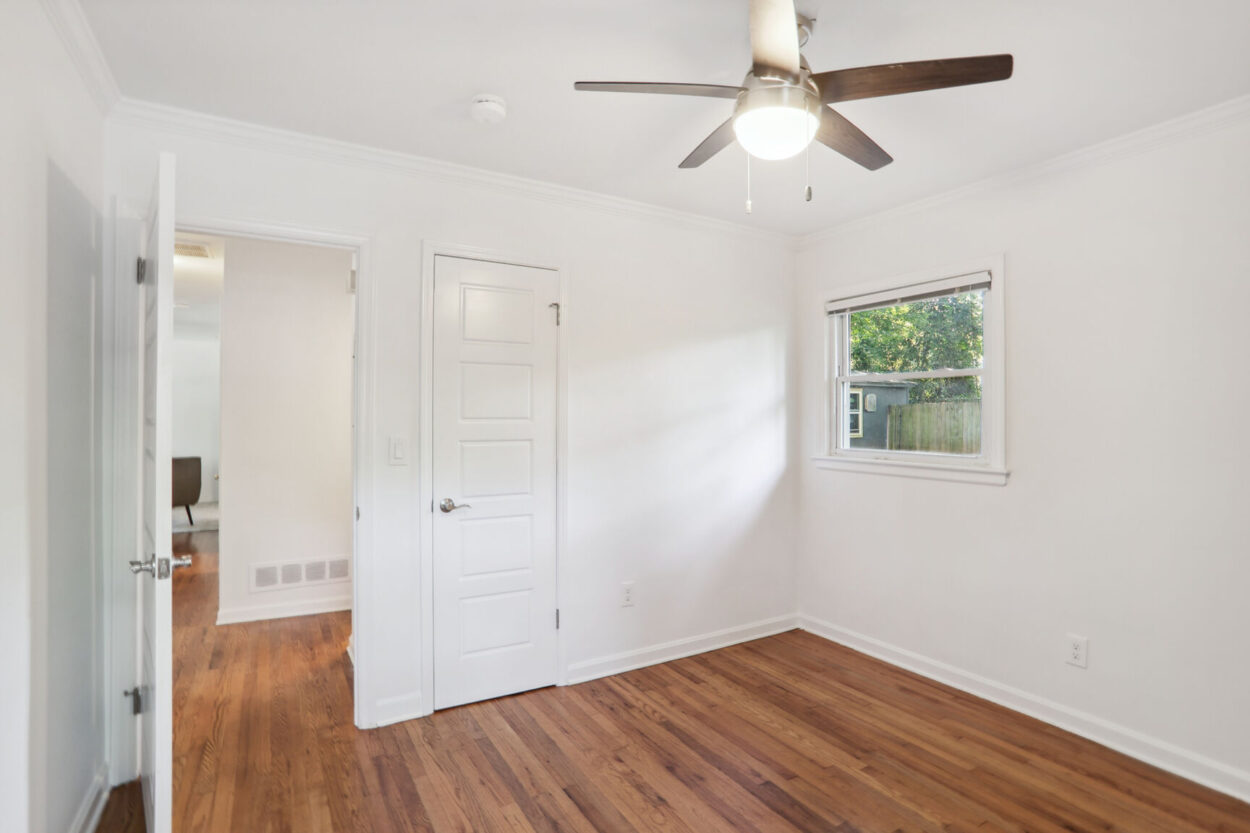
[346,633,354,665]
[566,613,800,685]
[370,691,425,728]
[216,596,351,625]
[798,614,1250,805]
[69,763,109,833]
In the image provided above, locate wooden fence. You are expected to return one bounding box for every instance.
[887,401,981,454]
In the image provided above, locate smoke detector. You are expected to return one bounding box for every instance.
[470,94,507,125]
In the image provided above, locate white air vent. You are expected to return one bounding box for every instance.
[250,557,352,593]
[174,241,213,258]
[253,564,279,589]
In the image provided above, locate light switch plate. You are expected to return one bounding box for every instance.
[388,436,408,466]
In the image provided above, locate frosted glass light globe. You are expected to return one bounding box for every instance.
[733,105,819,161]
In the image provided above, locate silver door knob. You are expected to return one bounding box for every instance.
[439,498,471,513]
[171,555,193,570]
[129,557,156,575]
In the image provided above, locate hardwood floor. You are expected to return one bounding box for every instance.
[96,529,1250,832]
[95,779,145,833]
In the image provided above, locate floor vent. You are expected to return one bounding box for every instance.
[251,557,351,593]
[253,565,279,589]
[280,563,303,585]
[174,241,213,258]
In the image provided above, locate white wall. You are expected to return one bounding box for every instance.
[0,1,109,831]
[217,236,355,622]
[172,330,220,503]
[795,103,1250,799]
[104,106,799,724]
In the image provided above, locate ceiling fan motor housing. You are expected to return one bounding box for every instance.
[735,70,820,118]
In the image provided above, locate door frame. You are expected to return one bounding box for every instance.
[153,215,377,729]
[418,241,570,715]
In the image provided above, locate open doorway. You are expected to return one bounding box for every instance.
[170,233,222,539]
[168,231,358,825]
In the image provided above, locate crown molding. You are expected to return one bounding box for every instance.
[101,67,1249,252]
[107,98,795,246]
[39,0,120,114]
[799,93,1250,251]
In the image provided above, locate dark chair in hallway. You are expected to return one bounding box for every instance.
[172,456,202,525]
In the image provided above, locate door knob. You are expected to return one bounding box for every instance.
[130,555,192,578]
[129,558,156,575]
[439,498,471,513]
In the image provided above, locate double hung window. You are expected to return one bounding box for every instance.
[821,263,1006,484]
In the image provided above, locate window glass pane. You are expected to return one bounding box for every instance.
[844,376,982,455]
[849,290,984,374]
[847,388,863,438]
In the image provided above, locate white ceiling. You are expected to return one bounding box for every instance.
[81,0,1250,234]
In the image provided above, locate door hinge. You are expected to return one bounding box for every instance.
[355,506,360,521]
[548,302,561,326]
[556,609,561,629]
[136,257,147,285]
[123,687,143,715]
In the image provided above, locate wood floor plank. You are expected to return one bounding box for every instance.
[525,691,702,833]
[632,663,945,833]
[94,530,1250,833]
[95,780,145,833]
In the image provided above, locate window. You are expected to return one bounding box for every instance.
[847,388,863,438]
[819,261,1006,485]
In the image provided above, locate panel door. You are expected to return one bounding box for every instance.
[432,255,560,710]
[138,152,176,833]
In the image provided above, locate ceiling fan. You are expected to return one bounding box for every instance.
[574,0,1013,173]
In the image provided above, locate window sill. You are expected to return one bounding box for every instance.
[811,455,1009,486]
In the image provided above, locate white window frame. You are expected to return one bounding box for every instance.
[847,387,863,439]
[814,256,1007,486]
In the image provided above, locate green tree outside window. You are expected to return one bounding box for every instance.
[849,291,983,402]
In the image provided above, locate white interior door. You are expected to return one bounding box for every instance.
[432,255,560,710]
[136,152,177,833]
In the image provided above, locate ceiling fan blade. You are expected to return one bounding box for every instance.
[749,0,801,80]
[813,54,1014,104]
[574,82,744,99]
[679,118,736,169]
[816,107,893,171]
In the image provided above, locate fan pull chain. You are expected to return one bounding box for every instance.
[745,152,753,214]
[805,138,813,202]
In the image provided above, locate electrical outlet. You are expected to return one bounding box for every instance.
[621,581,635,608]
[1066,633,1088,668]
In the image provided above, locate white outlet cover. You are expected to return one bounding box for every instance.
[1066,633,1089,669]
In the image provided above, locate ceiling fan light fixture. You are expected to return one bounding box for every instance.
[733,105,819,160]
[732,84,819,161]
